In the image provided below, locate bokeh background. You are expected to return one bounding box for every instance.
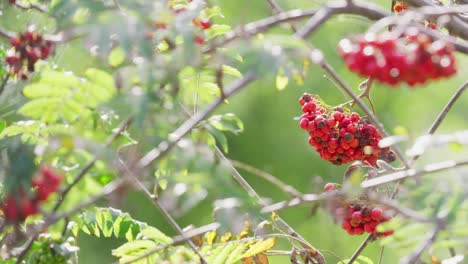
[1,0,467,263]
[74,0,468,263]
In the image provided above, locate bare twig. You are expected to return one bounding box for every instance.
[0,28,15,39]
[411,81,468,162]
[15,236,36,264]
[362,158,468,188]
[378,246,385,264]
[367,192,434,222]
[52,117,133,212]
[402,218,445,264]
[261,192,334,214]
[261,190,434,223]
[346,235,374,264]
[404,0,468,40]
[0,219,6,234]
[0,74,10,96]
[230,160,302,198]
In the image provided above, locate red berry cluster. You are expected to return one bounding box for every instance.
[338,29,456,86]
[1,167,61,222]
[324,184,393,237]
[338,204,393,237]
[151,0,212,45]
[6,32,54,80]
[299,93,393,166]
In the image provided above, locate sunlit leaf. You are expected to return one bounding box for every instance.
[207,113,244,134]
[222,65,242,78]
[240,238,276,259]
[108,47,127,67]
[275,67,289,91]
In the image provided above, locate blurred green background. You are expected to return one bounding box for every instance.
[77,0,468,263]
[1,0,467,263]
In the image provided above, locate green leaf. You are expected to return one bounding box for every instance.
[212,244,240,264]
[112,240,157,257]
[0,120,6,134]
[73,7,90,24]
[222,65,242,78]
[84,68,116,98]
[449,142,463,153]
[140,226,173,244]
[225,243,249,264]
[73,207,147,240]
[201,6,224,19]
[239,238,276,259]
[205,24,231,39]
[108,47,126,67]
[206,124,229,153]
[207,113,244,134]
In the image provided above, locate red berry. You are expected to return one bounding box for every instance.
[299,118,309,129]
[194,36,205,44]
[370,207,383,220]
[302,102,316,113]
[200,20,212,30]
[333,112,344,122]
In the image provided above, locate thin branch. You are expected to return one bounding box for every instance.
[230,160,302,198]
[118,161,208,264]
[404,0,468,40]
[361,158,468,188]
[261,190,435,223]
[15,236,36,264]
[370,15,468,54]
[265,0,300,32]
[378,246,385,264]
[411,81,468,162]
[367,192,434,222]
[346,235,374,264]
[137,72,256,168]
[0,74,10,96]
[402,219,445,264]
[0,218,5,234]
[261,192,333,214]
[0,28,15,39]
[52,117,133,212]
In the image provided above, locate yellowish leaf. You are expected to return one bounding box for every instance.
[240,238,276,259]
